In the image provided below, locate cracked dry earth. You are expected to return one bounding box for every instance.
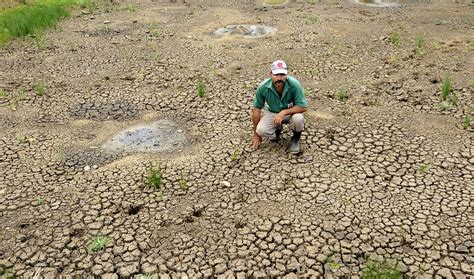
[0,0,473,278]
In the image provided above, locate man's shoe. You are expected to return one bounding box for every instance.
[288,131,302,154]
[270,127,282,143]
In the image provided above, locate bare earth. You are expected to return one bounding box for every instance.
[0,0,473,278]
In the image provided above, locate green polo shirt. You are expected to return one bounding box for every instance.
[253,76,308,113]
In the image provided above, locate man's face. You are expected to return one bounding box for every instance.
[271,73,287,91]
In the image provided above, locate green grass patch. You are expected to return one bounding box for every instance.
[147,161,163,190]
[415,34,425,55]
[441,75,451,101]
[462,114,472,129]
[336,87,349,102]
[34,80,46,96]
[179,172,187,191]
[362,260,402,279]
[0,0,79,45]
[390,32,400,46]
[88,235,110,252]
[197,81,206,98]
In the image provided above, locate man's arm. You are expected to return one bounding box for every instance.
[252,108,262,149]
[273,106,307,125]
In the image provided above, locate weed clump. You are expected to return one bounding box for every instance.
[197,81,206,98]
[179,172,187,191]
[336,87,349,102]
[362,260,402,279]
[390,32,400,46]
[147,161,163,190]
[88,235,110,252]
[34,80,46,96]
[415,35,425,55]
[462,114,472,129]
[438,75,459,110]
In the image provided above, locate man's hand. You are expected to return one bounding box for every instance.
[273,111,287,125]
[252,133,262,149]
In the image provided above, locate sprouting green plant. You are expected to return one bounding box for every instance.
[438,100,452,111]
[362,260,401,279]
[151,29,160,38]
[0,89,6,97]
[88,236,110,252]
[344,196,351,206]
[441,75,452,101]
[390,32,400,46]
[326,254,340,271]
[418,262,426,275]
[415,35,425,55]
[147,162,163,190]
[36,197,44,205]
[122,4,136,12]
[336,88,349,101]
[310,67,318,78]
[35,80,46,96]
[17,135,27,144]
[418,163,430,174]
[17,88,27,100]
[188,8,196,17]
[156,190,166,201]
[306,15,318,24]
[179,172,187,191]
[462,114,472,129]
[154,52,161,61]
[438,20,448,25]
[78,0,95,13]
[231,148,241,161]
[197,81,206,98]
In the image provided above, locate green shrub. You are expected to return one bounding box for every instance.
[462,114,472,129]
[147,162,162,189]
[34,80,46,96]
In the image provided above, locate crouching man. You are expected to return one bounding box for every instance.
[252,60,308,154]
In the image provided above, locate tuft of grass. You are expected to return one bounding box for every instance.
[336,87,349,101]
[147,162,163,190]
[78,0,94,13]
[418,163,430,174]
[17,88,27,100]
[310,67,318,78]
[390,32,400,46]
[197,81,206,98]
[362,260,402,279]
[231,148,240,161]
[34,80,46,96]
[306,15,318,24]
[0,0,76,45]
[415,35,425,55]
[0,89,6,97]
[437,19,448,26]
[122,3,136,12]
[36,197,44,205]
[462,114,471,129]
[88,235,110,252]
[441,75,452,101]
[179,172,187,191]
[154,52,161,61]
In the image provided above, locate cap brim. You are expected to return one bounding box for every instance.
[272,69,288,75]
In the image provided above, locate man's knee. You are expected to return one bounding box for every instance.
[256,123,266,137]
[291,113,305,131]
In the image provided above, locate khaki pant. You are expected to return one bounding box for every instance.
[256,111,304,139]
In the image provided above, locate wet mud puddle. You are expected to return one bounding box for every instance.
[212,25,276,38]
[102,120,187,153]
